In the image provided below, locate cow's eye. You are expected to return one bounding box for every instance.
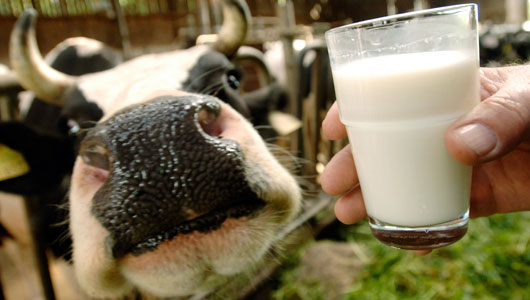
[226,69,241,90]
[80,145,110,171]
[67,119,81,135]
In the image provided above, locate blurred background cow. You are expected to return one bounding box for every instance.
[0,0,530,299]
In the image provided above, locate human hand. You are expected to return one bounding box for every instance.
[321,65,530,237]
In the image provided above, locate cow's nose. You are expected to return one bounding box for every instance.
[87,95,263,258]
[196,100,223,137]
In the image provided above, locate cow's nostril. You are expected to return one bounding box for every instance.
[197,101,222,137]
[80,144,110,171]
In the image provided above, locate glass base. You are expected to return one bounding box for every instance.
[368,211,468,250]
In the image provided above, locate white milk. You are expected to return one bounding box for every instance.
[333,51,479,227]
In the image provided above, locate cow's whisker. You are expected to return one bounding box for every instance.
[182,64,230,93]
[201,82,224,96]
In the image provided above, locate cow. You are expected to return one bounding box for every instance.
[0,36,123,267]
[2,0,301,299]
[1,36,122,195]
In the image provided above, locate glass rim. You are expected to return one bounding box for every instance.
[325,3,477,36]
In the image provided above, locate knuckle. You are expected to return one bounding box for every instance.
[483,93,530,131]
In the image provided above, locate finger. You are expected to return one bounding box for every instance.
[468,164,497,219]
[322,101,347,140]
[334,187,366,224]
[321,145,358,196]
[446,67,530,165]
[413,250,432,255]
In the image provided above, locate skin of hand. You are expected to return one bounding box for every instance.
[321,65,530,253]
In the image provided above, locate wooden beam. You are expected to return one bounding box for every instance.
[387,0,397,15]
[413,0,429,11]
[277,0,299,156]
[506,0,526,23]
[111,0,133,59]
[197,0,211,34]
[24,195,56,300]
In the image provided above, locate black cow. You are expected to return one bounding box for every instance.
[1,36,122,195]
[479,24,530,65]
[0,37,122,260]
[2,1,301,299]
[22,37,123,135]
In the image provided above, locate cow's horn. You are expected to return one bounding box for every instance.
[10,9,75,106]
[213,0,251,58]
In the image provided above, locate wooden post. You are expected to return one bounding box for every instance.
[197,0,212,34]
[506,0,526,23]
[30,0,41,14]
[413,0,429,10]
[24,195,56,300]
[387,0,397,15]
[277,0,299,155]
[0,273,4,300]
[302,50,321,176]
[277,0,297,115]
[58,0,68,16]
[111,0,133,60]
[527,0,530,20]
[210,0,223,32]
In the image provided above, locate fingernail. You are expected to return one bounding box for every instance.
[454,124,497,156]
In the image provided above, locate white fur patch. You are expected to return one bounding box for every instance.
[78,45,209,118]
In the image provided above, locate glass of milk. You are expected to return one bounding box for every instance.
[325,4,479,250]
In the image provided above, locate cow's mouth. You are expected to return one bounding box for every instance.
[126,199,265,257]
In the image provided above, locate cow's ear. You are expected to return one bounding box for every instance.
[0,121,74,195]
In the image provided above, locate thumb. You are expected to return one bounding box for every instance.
[446,67,530,165]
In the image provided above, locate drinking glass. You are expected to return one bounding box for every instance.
[325,4,479,250]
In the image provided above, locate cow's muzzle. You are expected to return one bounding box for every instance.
[80,95,264,258]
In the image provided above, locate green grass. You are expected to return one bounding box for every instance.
[272,211,530,300]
